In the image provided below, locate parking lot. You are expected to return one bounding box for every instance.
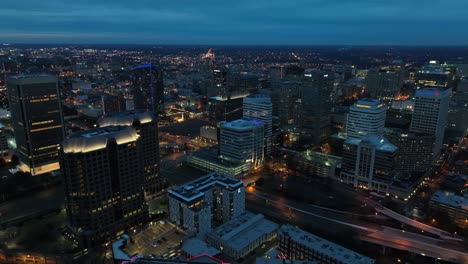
[123,221,186,258]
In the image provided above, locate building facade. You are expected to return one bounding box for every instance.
[447,79,468,136]
[220,119,265,169]
[131,63,164,115]
[365,68,402,101]
[278,225,375,264]
[208,92,249,125]
[6,75,64,176]
[168,173,245,237]
[340,136,397,193]
[61,126,149,248]
[346,98,387,139]
[98,110,160,194]
[410,87,451,156]
[205,212,278,260]
[300,71,334,144]
[385,129,434,174]
[187,148,251,179]
[243,95,273,156]
[271,79,302,127]
[430,191,468,228]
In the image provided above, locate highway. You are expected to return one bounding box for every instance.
[0,186,64,225]
[245,189,468,263]
[372,202,460,240]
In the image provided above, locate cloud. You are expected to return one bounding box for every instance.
[0,0,467,44]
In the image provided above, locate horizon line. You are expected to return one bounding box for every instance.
[3,43,468,48]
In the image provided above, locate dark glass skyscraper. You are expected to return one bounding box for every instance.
[131,63,164,115]
[6,75,64,175]
[61,126,149,248]
[301,70,334,144]
[98,110,161,194]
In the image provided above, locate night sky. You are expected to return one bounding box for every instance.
[1,0,468,45]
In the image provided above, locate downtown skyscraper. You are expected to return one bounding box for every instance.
[243,94,273,156]
[346,98,387,139]
[220,119,265,169]
[131,63,164,115]
[60,126,149,248]
[98,110,160,194]
[6,75,65,176]
[300,70,334,144]
[410,87,451,156]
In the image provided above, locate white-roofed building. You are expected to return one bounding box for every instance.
[278,225,374,264]
[181,238,221,259]
[206,212,278,260]
[168,173,245,238]
[220,119,265,169]
[346,98,387,140]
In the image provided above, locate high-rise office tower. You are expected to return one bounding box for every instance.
[243,95,273,156]
[365,67,402,101]
[208,92,249,125]
[220,119,264,168]
[61,126,149,248]
[0,124,10,154]
[340,135,397,193]
[6,75,64,176]
[271,79,302,127]
[131,63,164,115]
[385,129,434,174]
[447,79,468,136]
[98,110,160,194]
[346,98,387,139]
[410,87,451,156]
[101,94,125,115]
[300,70,334,144]
[416,61,453,88]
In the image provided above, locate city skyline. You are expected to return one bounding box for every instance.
[0,5,468,261]
[2,0,468,45]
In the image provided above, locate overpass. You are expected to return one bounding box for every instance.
[369,200,461,241]
[248,192,468,263]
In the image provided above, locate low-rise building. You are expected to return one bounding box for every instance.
[292,150,341,179]
[278,225,374,264]
[206,212,278,260]
[181,238,221,259]
[187,148,251,178]
[256,258,318,264]
[430,191,468,228]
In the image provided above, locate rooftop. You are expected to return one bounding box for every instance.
[181,238,221,257]
[99,110,154,127]
[256,258,318,264]
[210,91,250,101]
[168,172,243,203]
[244,95,272,104]
[415,87,451,98]
[62,126,139,154]
[278,225,375,264]
[112,221,187,261]
[6,74,57,84]
[190,148,245,168]
[431,191,468,211]
[220,119,263,131]
[345,135,397,152]
[209,212,278,251]
[351,98,386,110]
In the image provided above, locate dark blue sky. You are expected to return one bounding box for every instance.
[1,0,468,45]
